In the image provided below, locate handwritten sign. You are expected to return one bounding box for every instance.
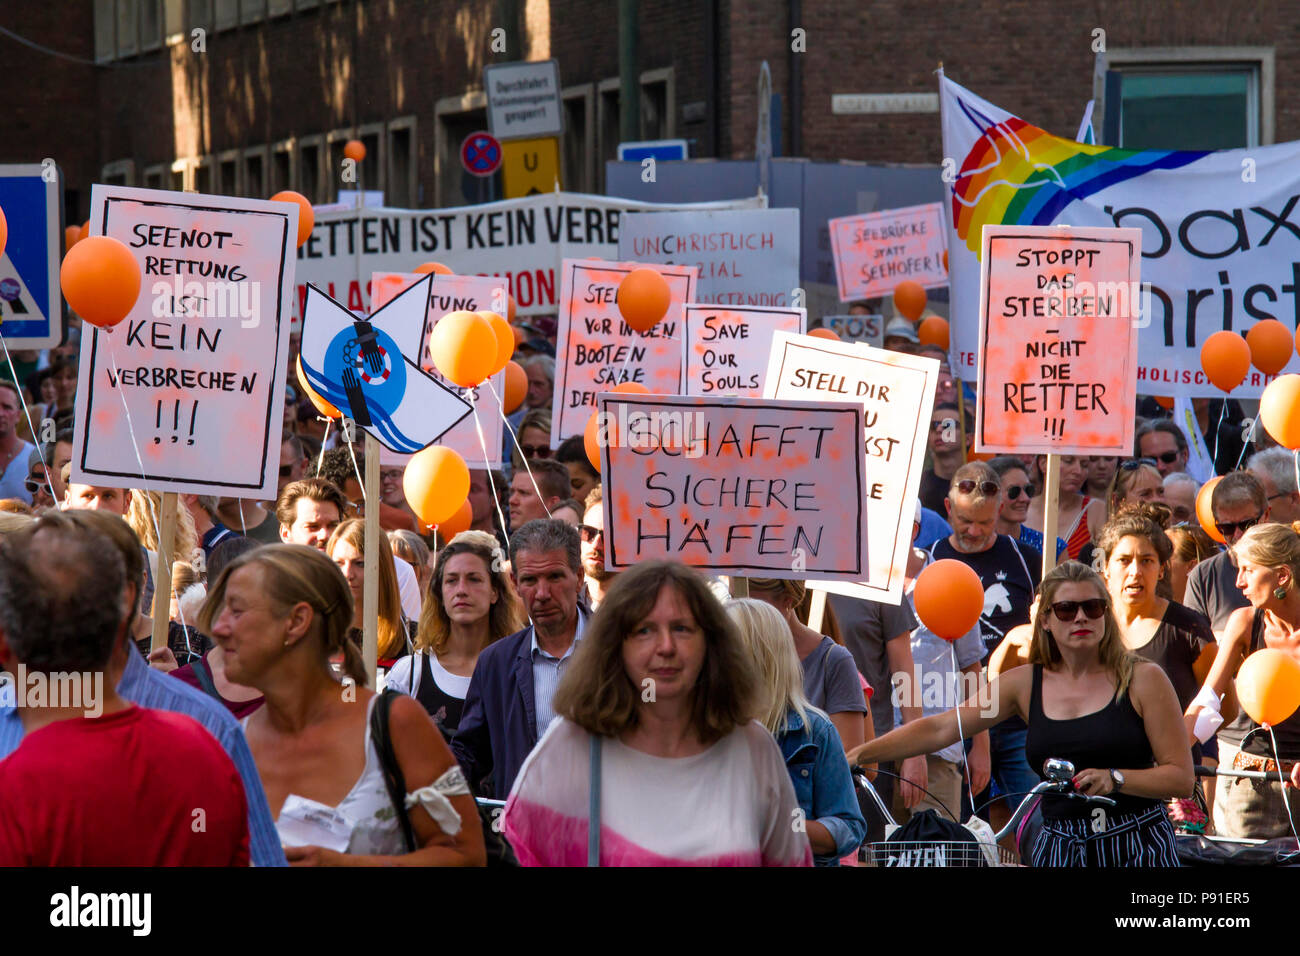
[371,271,507,467]
[764,332,938,604]
[975,224,1141,455]
[828,202,947,301]
[551,258,697,444]
[682,304,805,397]
[617,208,800,306]
[72,185,297,498]
[821,313,884,347]
[600,393,869,580]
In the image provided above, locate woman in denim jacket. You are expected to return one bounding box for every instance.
[728,598,867,865]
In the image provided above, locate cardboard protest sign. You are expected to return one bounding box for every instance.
[821,313,884,347]
[764,332,938,604]
[682,304,805,397]
[72,185,298,498]
[370,271,507,467]
[617,208,800,307]
[975,224,1141,455]
[599,393,869,580]
[551,258,697,444]
[299,280,472,454]
[828,202,947,302]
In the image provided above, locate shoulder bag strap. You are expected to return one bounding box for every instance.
[371,689,418,853]
[587,734,602,867]
[191,656,222,703]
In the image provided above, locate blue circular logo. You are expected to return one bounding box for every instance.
[323,324,407,412]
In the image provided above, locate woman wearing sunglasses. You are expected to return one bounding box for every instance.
[989,456,1065,560]
[848,560,1193,866]
[1107,460,1167,519]
[1025,455,1105,563]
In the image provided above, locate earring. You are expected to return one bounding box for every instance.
[1276,586,1290,601]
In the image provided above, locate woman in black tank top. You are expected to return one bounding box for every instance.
[850,561,1192,866]
[1193,522,1300,839]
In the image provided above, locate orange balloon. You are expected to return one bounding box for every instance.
[403,445,469,527]
[78,220,89,243]
[64,224,80,252]
[1200,330,1251,392]
[502,360,527,413]
[507,294,517,324]
[617,268,671,332]
[435,497,473,538]
[59,236,141,328]
[807,328,840,341]
[912,559,984,640]
[415,261,453,275]
[344,139,367,163]
[584,411,602,473]
[509,324,526,350]
[611,382,650,394]
[893,281,927,321]
[1236,648,1300,727]
[1259,373,1300,449]
[270,191,314,248]
[429,311,496,387]
[1154,396,1174,409]
[917,315,950,349]
[1247,319,1294,375]
[942,249,949,273]
[478,311,514,375]
[295,356,340,419]
[1196,476,1224,545]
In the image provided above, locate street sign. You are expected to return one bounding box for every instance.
[0,164,64,349]
[483,59,564,141]
[461,131,503,178]
[502,137,560,198]
[616,139,689,163]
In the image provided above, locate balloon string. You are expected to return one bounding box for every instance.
[1234,416,1257,471]
[468,389,511,545]
[1213,399,1228,472]
[317,417,332,476]
[1266,724,1300,850]
[484,378,552,519]
[951,642,975,820]
[0,334,60,508]
[346,432,366,506]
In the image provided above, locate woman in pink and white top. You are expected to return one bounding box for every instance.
[503,560,812,867]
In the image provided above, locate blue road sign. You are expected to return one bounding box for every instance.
[616,139,689,163]
[461,132,503,178]
[0,164,63,349]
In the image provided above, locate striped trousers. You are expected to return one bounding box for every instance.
[1029,804,1181,867]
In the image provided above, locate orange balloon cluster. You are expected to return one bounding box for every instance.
[1196,476,1224,544]
[502,360,527,413]
[479,311,514,375]
[436,498,474,538]
[270,191,314,248]
[917,315,950,349]
[403,445,469,527]
[64,224,80,252]
[59,236,142,328]
[1259,374,1300,450]
[912,559,984,640]
[1246,319,1294,375]
[415,261,453,275]
[428,311,496,387]
[807,327,840,341]
[344,139,367,163]
[296,356,341,419]
[1200,330,1251,392]
[584,383,651,472]
[893,281,927,321]
[1236,648,1300,727]
[617,268,671,332]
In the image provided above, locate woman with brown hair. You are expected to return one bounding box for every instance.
[387,530,524,736]
[1166,524,1218,604]
[1025,454,1106,561]
[327,517,409,670]
[503,560,811,866]
[201,544,485,864]
[1106,459,1167,518]
[849,561,1192,866]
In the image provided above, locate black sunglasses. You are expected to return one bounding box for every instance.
[23,477,44,495]
[279,464,294,478]
[1005,483,1035,501]
[579,524,603,543]
[1050,599,1107,622]
[520,443,551,459]
[1215,516,1263,540]
[953,479,999,497]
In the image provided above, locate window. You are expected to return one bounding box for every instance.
[562,86,593,193]
[387,117,418,207]
[268,0,292,15]
[240,0,266,24]
[195,157,214,194]
[95,0,115,63]
[143,164,168,190]
[186,0,212,34]
[169,160,188,191]
[101,160,136,186]
[298,137,323,203]
[217,150,241,196]
[243,147,268,198]
[640,68,674,141]
[140,0,163,51]
[1098,48,1273,149]
[214,0,238,31]
[116,0,139,58]
[596,78,621,186]
[270,139,295,193]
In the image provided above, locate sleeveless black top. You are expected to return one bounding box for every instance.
[1218,609,1300,758]
[413,652,466,740]
[1024,664,1159,819]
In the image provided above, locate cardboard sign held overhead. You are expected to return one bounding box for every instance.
[600,393,869,580]
[828,202,947,302]
[72,185,298,499]
[975,224,1141,456]
[764,332,939,604]
[682,304,806,397]
[551,258,697,444]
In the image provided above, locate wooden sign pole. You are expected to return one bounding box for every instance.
[807,587,828,633]
[150,492,179,652]
[363,433,380,688]
[1041,453,1061,580]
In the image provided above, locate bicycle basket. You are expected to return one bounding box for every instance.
[864,809,1017,868]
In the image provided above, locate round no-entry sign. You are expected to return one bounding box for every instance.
[461,132,503,177]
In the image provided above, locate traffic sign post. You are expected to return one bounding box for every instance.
[461,131,503,178]
[502,137,561,198]
[0,163,65,349]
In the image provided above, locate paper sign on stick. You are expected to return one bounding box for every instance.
[370,271,507,468]
[682,304,805,397]
[599,393,869,580]
[975,224,1141,456]
[551,258,697,444]
[763,332,939,604]
[72,185,298,499]
[828,202,947,302]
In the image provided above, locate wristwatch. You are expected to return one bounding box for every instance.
[1109,769,1125,792]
